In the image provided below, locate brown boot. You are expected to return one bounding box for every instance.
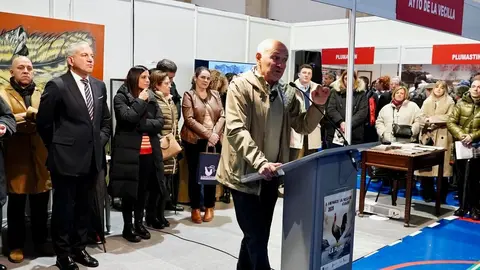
[191,209,202,224]
[9,249,24,263]
[203,207,214,222]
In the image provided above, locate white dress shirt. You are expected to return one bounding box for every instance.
[70,71,91,105]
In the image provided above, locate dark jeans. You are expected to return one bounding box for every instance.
[456,158,480,210]
[184,140,218,209]
[51,172,95,258]
[231,180,279,270]
[8,191,50,249]
[146,173,169,221]
[167,173,180,206]
[122,154,154,224]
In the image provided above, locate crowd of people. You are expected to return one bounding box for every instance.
[0,36,478,270]
[291,63,480,221]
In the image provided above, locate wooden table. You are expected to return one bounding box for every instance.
[358,147,446,227]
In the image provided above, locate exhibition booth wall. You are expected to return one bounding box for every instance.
[1,0,291,107]
[2,0,480,99]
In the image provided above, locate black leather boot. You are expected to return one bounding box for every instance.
[157,198,169,227]
[122,223,141,243]
[420,177,435,203]
[454,208,466,217]
[145,215,165,230]
[471,208,480,220]
[440,177,449,204]
[134,221,151,240]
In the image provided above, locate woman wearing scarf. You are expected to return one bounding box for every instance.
[376,86,423,144]
[375,86,423,205]
[415,81,454,203]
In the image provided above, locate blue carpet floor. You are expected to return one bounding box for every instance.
[355,174,459,207]
[353,217,480,269]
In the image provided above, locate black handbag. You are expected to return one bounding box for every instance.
[391,107,413,139]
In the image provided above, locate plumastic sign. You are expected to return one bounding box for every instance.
[322,47,375,65]
[432,44,480,64]
[396,0,465,35]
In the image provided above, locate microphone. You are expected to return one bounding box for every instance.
[288,82,349,146]
[288,82,357,170]
[269,90,278,102]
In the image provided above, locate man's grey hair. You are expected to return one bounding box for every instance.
[391,76,401,84]
[325,71,336,81]
[65,41,91,69]
[10,55,32,68]
[256,39,286,55]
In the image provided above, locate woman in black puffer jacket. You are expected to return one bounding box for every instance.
[109,65,165,242]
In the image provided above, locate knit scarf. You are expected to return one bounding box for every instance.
[391,98,404,109]
[10,77,35,107]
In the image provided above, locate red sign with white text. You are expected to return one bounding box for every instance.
[322,47,375,65]
[432,44,480,64]
[396,0,464,35]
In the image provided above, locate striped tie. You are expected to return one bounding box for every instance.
[81,78,94,120]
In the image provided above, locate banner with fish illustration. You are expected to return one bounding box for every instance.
[0,11,104,91]
[321,189,354,270]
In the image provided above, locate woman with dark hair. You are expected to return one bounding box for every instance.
[109,65,165,242]
[181,67,225,223]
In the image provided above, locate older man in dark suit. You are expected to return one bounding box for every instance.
[37,41,111,270]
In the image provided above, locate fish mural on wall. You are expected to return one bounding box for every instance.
[0,11,104,91]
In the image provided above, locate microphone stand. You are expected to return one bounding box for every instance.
[288,82,358,171]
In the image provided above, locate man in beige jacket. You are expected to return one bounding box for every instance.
[216,39,329,270]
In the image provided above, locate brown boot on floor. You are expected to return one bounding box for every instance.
[203,207,214,222]
[9,249,24,263]
[191,209,202,224]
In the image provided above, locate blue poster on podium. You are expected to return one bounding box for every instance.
[321,189,355,270]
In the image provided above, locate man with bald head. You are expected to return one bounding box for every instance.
[216,39,329,269]
[0,56,53,263]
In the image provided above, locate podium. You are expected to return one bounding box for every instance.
[280,142,379,270]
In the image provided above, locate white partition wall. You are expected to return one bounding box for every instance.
[1,0,50,17]
[1,0,293,103]
[401,46,434,64]
[74,0,133,101]
[134,0,195,95]
[196,8,248,63]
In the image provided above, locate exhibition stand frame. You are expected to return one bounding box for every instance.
[3,0,480,113]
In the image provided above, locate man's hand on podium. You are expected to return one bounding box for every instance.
[259,162,282,180]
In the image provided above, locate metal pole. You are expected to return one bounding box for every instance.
[344,0,357,144]
[398,46,403,80]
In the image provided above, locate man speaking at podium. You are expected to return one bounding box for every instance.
[216,39,329,270]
